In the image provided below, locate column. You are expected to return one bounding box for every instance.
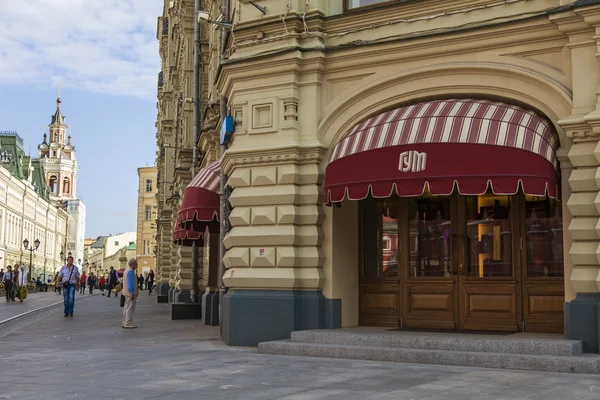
[173,244,193,302]
[155,220,172,303]
[221,155,329,346]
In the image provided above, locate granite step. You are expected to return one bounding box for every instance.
[258,340,600,374]
[290,330,583,356]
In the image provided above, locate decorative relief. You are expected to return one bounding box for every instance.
[252,104,272,129]
[233,103,247,135]
[248,98,278,134]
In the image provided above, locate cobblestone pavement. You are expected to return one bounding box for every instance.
[2,293,600,400]
[0,289,95,322]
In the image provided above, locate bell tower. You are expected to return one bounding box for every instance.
[38,86,78,201]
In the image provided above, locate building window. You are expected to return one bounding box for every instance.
[347,0,391,9]
[362,197,399,279]
[52,150,57,157]
[144,240,151,255]
[63,178,70,195]
[146,179,153,192]
[49,176,58,194]
[144,205,152,221]
[114,241,119,246]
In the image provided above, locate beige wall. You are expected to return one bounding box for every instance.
[211,0,600,325]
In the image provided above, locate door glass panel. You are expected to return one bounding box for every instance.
[409,197,451,277]
[466,194,512,278]
[362,197,398,279]
[526,196,564,278]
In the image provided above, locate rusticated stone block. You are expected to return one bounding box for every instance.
[568,193,598,217]
[276,246,324,268]
[251,206,277,225]
[571,142,598,167]
[277,205,322,225]
[570,267,600,293]
[228,168,251,188]
[229,207,251,226]
[229,185,296,207]
[569,168,598,192]
[225,225,296,247]
[570,242,600,266]
[222,267,324,289]
[252,166,277,186]
[223,247,251,268]
[569,217,600,241]
[250,247,276,267]
[278,164,322,185]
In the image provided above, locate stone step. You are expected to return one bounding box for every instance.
[290,330,583,356]
[259,340,600,374]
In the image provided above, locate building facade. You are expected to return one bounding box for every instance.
[0,131,69,281]
[155,0,600,352]
[137,166,158,276]
[155,0,214,308]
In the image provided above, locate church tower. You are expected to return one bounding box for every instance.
[38,90,78,201]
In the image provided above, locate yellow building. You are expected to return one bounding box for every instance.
[155,0,600,354]
[137,166,157,276]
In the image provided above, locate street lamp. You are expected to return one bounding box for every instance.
[60,251,72,265]
[23,238,40,283]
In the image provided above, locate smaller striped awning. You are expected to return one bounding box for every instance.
[173,216,203,246]
[178,160,220,234]
[324,99,560,203]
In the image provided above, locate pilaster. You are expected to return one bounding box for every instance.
[222,146,327,291]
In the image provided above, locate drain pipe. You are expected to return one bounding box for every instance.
[190,0,201,304]
[218,0,230,327]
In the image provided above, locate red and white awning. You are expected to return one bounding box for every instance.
[324,99,560,203]
[173,216,203,246]
[178,160,220,234]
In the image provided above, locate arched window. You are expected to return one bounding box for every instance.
[63,178,70,195]
[49,176,58,194]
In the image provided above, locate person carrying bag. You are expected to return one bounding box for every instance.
[57,256,81,317]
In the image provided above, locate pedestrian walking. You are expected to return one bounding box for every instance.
[80,271,87,294]
[87,272,96,295]
[54,272,62,294]
[122,258,139,329]
[3,266,15,302]
[138,273,144,291]
[16,264,27,302]
[57,256,80,317]
[107,266,118,298]
[147,270,155,295]
[99,276,106,295]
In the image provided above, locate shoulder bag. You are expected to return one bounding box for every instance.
[63,267,76,290]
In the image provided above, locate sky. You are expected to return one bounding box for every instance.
[0,0,163,238]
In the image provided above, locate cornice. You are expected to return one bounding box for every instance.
[221,142,328,175]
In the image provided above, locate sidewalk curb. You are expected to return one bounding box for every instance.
[0,293,98,325]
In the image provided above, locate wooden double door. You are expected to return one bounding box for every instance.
[359,192,565,333]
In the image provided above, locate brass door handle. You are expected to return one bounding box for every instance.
[458,264,464,275]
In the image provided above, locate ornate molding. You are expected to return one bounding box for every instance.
[221,143,328,174]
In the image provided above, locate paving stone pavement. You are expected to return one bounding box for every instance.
[2,293,600,400]
[0,289,96,322]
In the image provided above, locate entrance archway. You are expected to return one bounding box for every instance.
[324,99,564,333]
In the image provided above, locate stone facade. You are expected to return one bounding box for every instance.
[152,0,600,350]
[155,0,212,305]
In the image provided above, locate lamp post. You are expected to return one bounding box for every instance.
[23,238,40,283]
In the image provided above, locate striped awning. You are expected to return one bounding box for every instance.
[324,99,559,203]
[173,216,203,246]
[178,160,220,234]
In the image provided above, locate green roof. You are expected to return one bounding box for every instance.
[125,243,137,250]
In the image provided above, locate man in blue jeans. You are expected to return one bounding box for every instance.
[57,256,81,317]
